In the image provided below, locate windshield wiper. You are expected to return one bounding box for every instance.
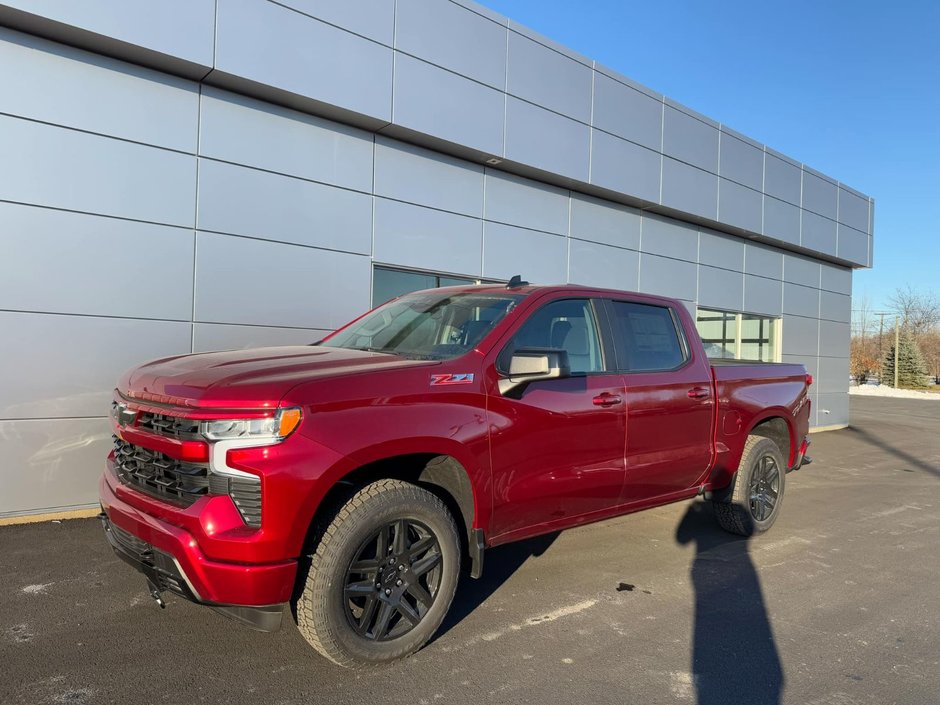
[350,346,399,355]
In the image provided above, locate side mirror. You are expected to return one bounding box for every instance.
[498,348,570,395]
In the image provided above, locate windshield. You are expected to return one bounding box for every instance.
[321,291,523,360]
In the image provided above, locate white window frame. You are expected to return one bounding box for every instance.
[695,308,782,363]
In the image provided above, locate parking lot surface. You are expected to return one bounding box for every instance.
[2,396,938,705]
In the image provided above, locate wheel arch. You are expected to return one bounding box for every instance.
[296,451,484,580]
[707,410,796,499]
[746,413,796,467]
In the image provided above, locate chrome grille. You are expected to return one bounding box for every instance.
[113,436,209,505]
[136,412,201,440]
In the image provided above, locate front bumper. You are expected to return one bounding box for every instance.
[99,473,296,631]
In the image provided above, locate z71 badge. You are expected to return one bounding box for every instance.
[430,373,474,386]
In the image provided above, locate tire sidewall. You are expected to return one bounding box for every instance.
[310,487,460,664]
[739,437,786,533]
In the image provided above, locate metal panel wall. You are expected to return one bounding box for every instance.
[0,0,874,265]
[0,5,861,516]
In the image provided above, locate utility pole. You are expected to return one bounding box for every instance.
[894,316,900,389]
[875,311,892,361]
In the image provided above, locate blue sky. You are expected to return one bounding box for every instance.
[482,0,939,311]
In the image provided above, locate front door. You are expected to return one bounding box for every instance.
[485,297,627,539]
[604,299,715,501]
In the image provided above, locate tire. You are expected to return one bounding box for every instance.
[713,435,786,537]
[296,479,461,667]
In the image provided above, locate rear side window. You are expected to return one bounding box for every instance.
[609,301,687,372]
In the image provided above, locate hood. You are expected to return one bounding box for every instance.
[119,345,438,409]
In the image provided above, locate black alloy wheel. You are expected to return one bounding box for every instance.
[713,435,787,536]
[747,455,781,522]
[295,479,460,667]
[344,519,443,641]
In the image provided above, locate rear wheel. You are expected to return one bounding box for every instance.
[296,479,460,667]
[713,435,786,536]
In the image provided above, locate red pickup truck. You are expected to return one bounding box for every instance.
[99,281,811,666]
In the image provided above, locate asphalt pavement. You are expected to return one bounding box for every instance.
[2,395,938,705]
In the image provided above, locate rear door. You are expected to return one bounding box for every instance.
[603,299,715,501]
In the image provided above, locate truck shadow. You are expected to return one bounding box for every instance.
[676,503,783,705]
[432,531,559,641]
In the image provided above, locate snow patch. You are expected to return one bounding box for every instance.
[850,386,940,400]
[449,599,599,651]
[670,671,696,700]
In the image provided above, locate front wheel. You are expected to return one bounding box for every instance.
[296,479,461,667]
[713,435,786,536]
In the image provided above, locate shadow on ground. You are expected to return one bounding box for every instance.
[844,425,940,478]
[433,531,559,641]
[676,503,783,705]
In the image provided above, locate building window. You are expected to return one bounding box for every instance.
[372,266,481,307]
[695,309,780,362]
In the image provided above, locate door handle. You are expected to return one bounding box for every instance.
[687,386,711,400]
[592,393,623,407]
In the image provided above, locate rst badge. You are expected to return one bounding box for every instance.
[430,373,474,386]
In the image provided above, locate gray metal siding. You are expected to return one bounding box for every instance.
[0,4,863,516]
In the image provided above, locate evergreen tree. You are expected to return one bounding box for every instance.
[882,329,929,388]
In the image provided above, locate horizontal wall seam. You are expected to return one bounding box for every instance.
[266,0,392,50]
[192,320,329,332]
[507,26,592,67]
[393,49,589,124]
[446,0,508,27]
[0,109,197,156]
[567,235,640,254]
[482,219,567,238]
[195,228,373,258]
[715,172,764,195]
[196,154,374,196]
[0,198,191,230]
[373,194,483,221]
[0,308,192,324]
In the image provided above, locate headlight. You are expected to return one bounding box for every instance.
[201,408,302,442]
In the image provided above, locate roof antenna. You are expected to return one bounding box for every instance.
[506,274,529,289]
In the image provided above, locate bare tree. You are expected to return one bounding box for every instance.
[850,334,880,380]
[921,331,940,381]
[851,294,875,339]
[888,285,940,335]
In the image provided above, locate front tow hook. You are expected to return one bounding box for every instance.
[147,579,166,609]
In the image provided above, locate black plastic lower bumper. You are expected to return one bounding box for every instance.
[99,512,284,632]
[788,436,812,473]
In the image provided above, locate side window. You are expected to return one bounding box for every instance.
[499,299,604,374]
[609,301,687,372]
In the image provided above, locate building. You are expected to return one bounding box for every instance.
[0,0,873,519]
